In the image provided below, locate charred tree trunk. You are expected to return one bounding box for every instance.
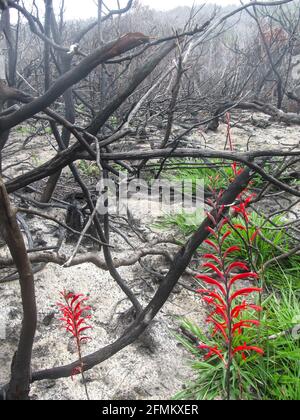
[0,178,37,400]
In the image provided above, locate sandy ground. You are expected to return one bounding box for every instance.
[0,112,299,400]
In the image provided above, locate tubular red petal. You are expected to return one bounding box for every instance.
[206,212,217,227]
[230,287,262,303]
[221,230,232,244]
[224,246,240,259]
[250,229,260,243]
[226,262,249,274]
[78,326,92,334]
[204,239,219,252]
[233,344,264,356]
[196,275,226,295]
[202,262,224,279]
[70,294,83,307]
[206,226,218,237]
[232,320,260,334]
[203,254,222,265]
[198,345,225,362]
[229,272,259,288]
[233,224,246,231]
[196,289,226,306]
[219,218,229,229]
[207,317,228,342]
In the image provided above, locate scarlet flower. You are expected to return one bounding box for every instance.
[231,302,262,319]
[232,319,260,335]
[219,218,230,229]
[196,274,226,296]
[202,262,225,279]
[250,229,260,243]
[224,246,241,259]
[206,226,218,237]
[203,254,222,266]
[198,344,225,362]
[233,343,264,358]
[230,287,263,303]
[206,316,228,341]
[221,230,232,244]
[229,272,259,289]
[209,305,228,323]
[233,224,247,231]
[196,289,226,306]
[57,291,92,343]
[204,239,219,252]
[226,262,249,275]
[206,212,217,227]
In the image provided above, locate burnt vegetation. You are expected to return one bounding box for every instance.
[0,0,299,400]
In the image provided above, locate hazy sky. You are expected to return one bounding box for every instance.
[60,0,241,20]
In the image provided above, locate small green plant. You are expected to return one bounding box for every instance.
[164,159,234,192]
[44,126,52,135]
[78,160,100,177]
[31,152,40,167]
[158,209,298,274]
[154,209,204,236]
[16,125,31,135]
[109,115,118,129]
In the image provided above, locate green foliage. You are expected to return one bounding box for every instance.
[219,213,291,266]
[165,159,234,191]
[16,125,31,135]
[31,152,40,167]
[109,115,118,129]
[264,261,300,291]
[175,281,300,400]
[78,160,100,178]
[158,210,299,275]
[154,209,204,236]
[44,126,52,134]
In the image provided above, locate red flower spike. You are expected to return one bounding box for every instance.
[194,183,263,376]
[57,290,93,341]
